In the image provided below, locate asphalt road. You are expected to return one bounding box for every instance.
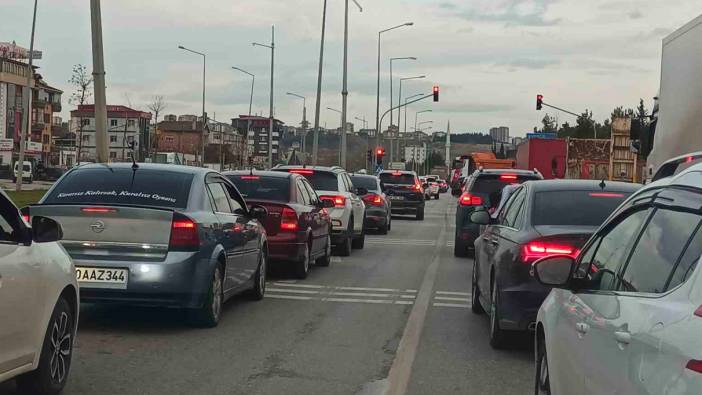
[1,195,533,395]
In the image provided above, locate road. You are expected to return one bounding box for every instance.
[1,195,533,395]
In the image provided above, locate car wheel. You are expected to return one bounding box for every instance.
[387,216,392,231]
[453,234,467,257]
[489,277,508,349]
[295,242,311,279]
[471,263,485,315]
[378,220,388,235]
[316,234,332,267]
[336,221,353,257]
[352,226,365,249]
[16,297,74,395]
[250,250,267,300]
[189,264,223,328]
[416,208,425,221]
[535,335,552,395]
[435,194,440,200]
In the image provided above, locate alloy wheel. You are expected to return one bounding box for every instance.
[49,311,72,384]
[258,254,266,293]
[212,268,223,322]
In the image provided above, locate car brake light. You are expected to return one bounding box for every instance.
[459,192,483,206]
[22,214,30,223]
[500,174,518,181]
[240,175,260,180]
[169,213,199,251]
[686,360,702,374]
[290,169,314,175]
[363,194,384,206]
[694,305,702,318]
[589,192,625,198]
[320,195,346,207]
[412,183,422,191]
[522,241,579,263]
[392,171,403,176]
[280,207,298,231]
[81,207,117,213]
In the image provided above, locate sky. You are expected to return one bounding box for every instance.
[1,0,700,137]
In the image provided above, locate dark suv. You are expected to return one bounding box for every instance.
[454,169,543,257]
[378,170,425,220]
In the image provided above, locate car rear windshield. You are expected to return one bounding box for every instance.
[228,175,290,202]
[350,176,379,192]
[379,173,415,185]
[533,190,631,226]
[44,168,193,209]
[470,174,539,208]
[284,170,338,191]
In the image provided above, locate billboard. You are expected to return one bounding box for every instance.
[0,138,12,152]
[0,83,5,139]
[0,42,42,60]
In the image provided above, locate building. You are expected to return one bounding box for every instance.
[0,51,63,166]
[163,114,177,122]
[232,115,284,165]
[489,126,510,143]
[70,105,152,162]
[155,119,205,165]
[404,145,426,163]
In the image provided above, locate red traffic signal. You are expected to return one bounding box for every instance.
[433,86,440,102]
[536,94,543,110]
[376,148,385,157]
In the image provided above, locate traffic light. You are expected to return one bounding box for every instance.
[433,86,440,102]
[536,94,543,110]
[367,150,372,162]
[376,147,385,165]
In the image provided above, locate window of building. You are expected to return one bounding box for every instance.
[81,119,90,127]
[42,135,49,144]
[44,113,51,124]
[110,119,118,127]
[82,134,90,143]
[128,120,136,128]
[165,136,175,144]
[110,135,117,143]
[109,151,117,159]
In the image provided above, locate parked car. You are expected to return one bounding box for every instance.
[13,160,33,183]
[533,154,702,395]
[272,166,366,256]
[470,179,640,349]
[25,163,268,328]
[350,174,392,234]
[454,169,543,257]
[378,170,425,220]
[0,189,79,395]
[225,170,333,279]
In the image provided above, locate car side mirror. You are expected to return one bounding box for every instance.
[32,216,63,243]
[470,209,491,226]
[320,199,335,208]
[355,187,368,196]
[531,256,576,288]
[249,205,268,221]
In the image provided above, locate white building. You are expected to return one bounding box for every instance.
[404,145,426,163]
[489,126,510,143]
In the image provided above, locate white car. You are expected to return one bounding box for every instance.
[13,161,33,184]
[274,166,366,256]
[0,190,78,394]
[424,176,440,200]
[533,153,702,395]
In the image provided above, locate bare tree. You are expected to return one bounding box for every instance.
[147,95,167,158]
[68,64,93,164]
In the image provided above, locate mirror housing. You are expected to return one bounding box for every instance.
[32,216,63,243]
[531,255,576,288]
[249,205,268,221]
[470,209,491,226]
[355,187,368,196]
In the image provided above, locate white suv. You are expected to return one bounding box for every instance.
[532,152,702,395]
[274,166,366,256]
[0,190,78,394]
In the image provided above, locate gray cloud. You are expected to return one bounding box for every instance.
[451,0,561,27]
[628,10,643,19]
[496,58,560,69]
[435,103,515,114]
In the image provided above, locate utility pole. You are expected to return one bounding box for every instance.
[16,0,38,191]
[91,0,109,164]
[253,27,275,169]
[312,0,327,165]
[340,0,362,169]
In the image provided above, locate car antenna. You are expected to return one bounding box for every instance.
[599,179,606,190]
[128,141,139,171]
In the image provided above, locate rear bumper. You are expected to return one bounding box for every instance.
[364,207,388,228]
[456,223,481,248]
[497,282,551,331]
[76,252,210,308]
[268,240,306,262]
[390,200,424,214]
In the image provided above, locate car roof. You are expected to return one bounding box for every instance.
[274,165,345,173]
[350,174,379,180]
[72,162,211,176]
[224,170,292,179]
[473,168,541,177]
[524,179,641,193]
[379,170,416,175]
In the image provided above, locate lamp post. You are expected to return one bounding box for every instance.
[327,107,342,166]
[312,0,329,166]
[253,25,275,169]
[287,92,307,152]
[354,116,368,129]
[375,22,413,164]
[414,109,432,136]
[404,93,422,135]
[389,57,416,126]
[232,66,254,167]
[16,0,38,191]
[232,67,255,116]
[398,75,425,133]
[178,45,206,166]
[340,0,363,169]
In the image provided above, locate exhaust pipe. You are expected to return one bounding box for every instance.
[528,322,537,331]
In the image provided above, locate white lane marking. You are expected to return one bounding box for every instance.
[336,286,401,292]
[323,298,394,304]
[267,288,319,295]
[400,295,417,299]
[331,257,342,263]
[432,302,470,308]
[435,291,470,296]
[265,294,313,301]
[434,296,470,302]
[405,289,418,293]
[394,301,414,305]
[332,292,402,298]
[270,282,324,289]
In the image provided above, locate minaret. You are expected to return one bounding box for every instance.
[445,120,451,168]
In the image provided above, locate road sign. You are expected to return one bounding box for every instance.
[526,132,557,140]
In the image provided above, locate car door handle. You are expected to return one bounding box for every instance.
[614,331,631,345]
[576,322,590,335]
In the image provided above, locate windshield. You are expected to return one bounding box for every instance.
[280,170,338,191]
[471,174,539,208]
[533,191,632,226]
[44,168,193,209]
[350,176,379,192]
[379,173,416,185]
[227,175,290,202]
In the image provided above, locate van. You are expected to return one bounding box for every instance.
[13,161,33,183]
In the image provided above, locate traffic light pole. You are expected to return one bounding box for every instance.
[378,93,433,144]
[540,101,597,139]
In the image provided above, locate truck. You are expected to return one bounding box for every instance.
[646,14,702,182]
[450,152,516,194]
[515,138,566,179]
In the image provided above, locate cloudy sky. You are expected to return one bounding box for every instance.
[1,0,700,137]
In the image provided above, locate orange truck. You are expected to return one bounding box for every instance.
[450,152,516,194]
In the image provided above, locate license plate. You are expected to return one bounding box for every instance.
[75,267,128,289]
[389,196,405,201]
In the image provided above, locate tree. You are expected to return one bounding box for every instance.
[68,64,93,163]
[636,98,648,126]
[611,106,634,120]
[541,114,557,133]
[147,95,167,158]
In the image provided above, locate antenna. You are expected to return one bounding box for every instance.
[599,179,607,190]
[129,141,139,170]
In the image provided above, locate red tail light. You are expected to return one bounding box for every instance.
[290,169,314,175]
[240,175,260,180]
[521,241,578,263]
[363,193,384,207]
[280,207,298,232]
[169,213,199,251]
[22,214,30,223]
[686,360,702,374]
[412,183,422,191]
[694,305,702,318]
[81,207,117,213]
[500,174,518,181]
[459,192,483,206]
[320,195,346,207]
[589,192,625,198]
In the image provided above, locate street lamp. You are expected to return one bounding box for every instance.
[232,67,255,116]
[178,45,207,166]
[354,116,368,129]
[340,0,363,169]
[398,75,425,131]
[232,66,255,167]
[287,92,307,152]
[389,57,416,125]
[404,93,423,134]
[327,107,342,166]
[414,109,432,136]
[253,25,275,169]
[16,0,38,191]
[375,22,414,163]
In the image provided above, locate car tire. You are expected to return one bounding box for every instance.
[434,194,440,200]
[416,208,425,221]
[378,221,388,235]
[352,226,365,249]
[316,234,332,267]
[387,217,392,231]
[16,297,74,395]
[295,243,311,279]
[489,277,508,349]
[189,264,224,328]
[535,334,552,395]
[336,221,353,257]
[453,235,467,257]
[249,250,267,300]
[471,263,485,315]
